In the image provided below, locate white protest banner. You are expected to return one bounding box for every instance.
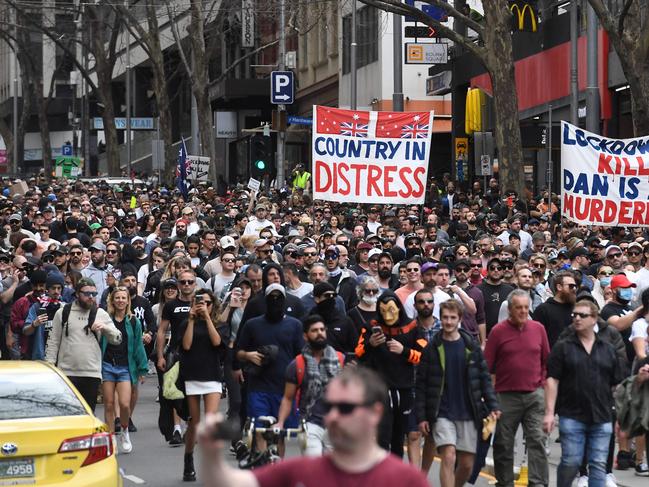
[186,155,210,182]
[562,121,649,227]
[312,106,433,204]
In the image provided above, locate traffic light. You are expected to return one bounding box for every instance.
[250,134,273,179]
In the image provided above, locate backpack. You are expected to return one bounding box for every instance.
[61,303,99,342]
[294,351,344,410]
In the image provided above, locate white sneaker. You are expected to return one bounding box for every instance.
[577,475,588,487]
[606,473,618,487]
[119,430,133,454]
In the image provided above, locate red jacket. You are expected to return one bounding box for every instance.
[11,294,39,357]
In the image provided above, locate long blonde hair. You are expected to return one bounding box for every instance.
[107,287,134,319]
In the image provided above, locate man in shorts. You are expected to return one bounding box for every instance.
[416,299,500,487]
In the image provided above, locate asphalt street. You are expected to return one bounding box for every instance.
[97,379,646,487]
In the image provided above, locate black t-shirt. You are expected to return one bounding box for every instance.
[178,319,223,382]
[479,281,515,334]
[104,318,129,366]
[162,298,192,351]
[438,338,473,421]
[532,298,574,348]
[600,302,635,363]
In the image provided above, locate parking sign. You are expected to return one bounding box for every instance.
[270,71,294,105]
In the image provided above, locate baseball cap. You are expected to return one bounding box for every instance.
[569,247,590,259]
[255,203,267,211]
[368,248,382,260]
[9,214,21,222]
[585,236,603,248]
[628,242,643,252]
[131,236,145,244]
[324,245,339,258]
[254,238,269,248]
[610,274,636,289]
[421,262,439,274]
[89,222,102,231]
[90,242,106,252]
[265,283,286,296]
[220,236,236,249]
[357,242,373,251]
[605,245,623,257]
[162,278,178,288]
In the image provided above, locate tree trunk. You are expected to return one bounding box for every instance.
[94,59,120,176]
[483,1,525,196]
[0,118,14,170]
[35,90,53,181]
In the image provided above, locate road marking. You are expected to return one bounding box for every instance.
[121,472,146,484]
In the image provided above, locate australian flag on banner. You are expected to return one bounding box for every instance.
[176,137,189,200]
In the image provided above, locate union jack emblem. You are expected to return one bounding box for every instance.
[401,124,429,139]
[340,122,369,137]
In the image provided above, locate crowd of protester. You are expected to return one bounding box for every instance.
[1,173,648,486]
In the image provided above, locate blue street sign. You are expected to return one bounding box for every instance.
[404,0,448,22]
[62,144,72,156]
[287,116,312,125]
[271,71,294,105]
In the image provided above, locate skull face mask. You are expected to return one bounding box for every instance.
[379,299,400,326]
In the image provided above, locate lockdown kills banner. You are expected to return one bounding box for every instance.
[312,106,433,204]
[562,121,649,227]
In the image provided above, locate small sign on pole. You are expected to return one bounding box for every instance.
[480,155,492,176]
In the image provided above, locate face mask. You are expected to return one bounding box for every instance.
[362,295,378,305]
[599,277,611,288]
[316,297,336,315]
[405,248,421,259]
[308,338,327,351]
[617,288,633,302]
[265,294,286,322]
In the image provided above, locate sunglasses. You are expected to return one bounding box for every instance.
[324,254,338,260]
[364,289,379,295]
[455,267,469,273]
[532,263,546,268]
[179,279,195,285]
[416,299,434,304]
[571,311,592,319]
[70,251,82,256]
[502,263,514,270]
[608,253,622,258]
[627,251,641,256]
[304,252,318,257]
[107,249,119,254]
[489,266,503,271]
[222,258,236,263]
[322,400,371,416]
[598,271,613,277]
[42,256,55,263]
[406,268,420,273]
[80,291,98,297]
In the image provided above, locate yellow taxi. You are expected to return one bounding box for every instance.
[0,361,122,486]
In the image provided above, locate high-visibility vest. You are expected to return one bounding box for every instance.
[293,171,310,189]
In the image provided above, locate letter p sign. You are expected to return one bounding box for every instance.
[271,71,294,105]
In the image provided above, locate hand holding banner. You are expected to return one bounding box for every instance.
[312,106,433,204]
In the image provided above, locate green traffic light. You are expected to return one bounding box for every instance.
[255,160,266,170]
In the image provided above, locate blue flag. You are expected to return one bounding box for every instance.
[176,137,189,200]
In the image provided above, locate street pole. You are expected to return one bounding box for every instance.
[276,0,286,188]
[570,0,578,125]
[585,1,599,133]
[125,1,132,178]
[350,0,357,110]
[392,13,404,111]
[12,16,18,175]
[547,104,553,194]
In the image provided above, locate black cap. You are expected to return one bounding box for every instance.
[313,282,336,297]
[569,247,590,259]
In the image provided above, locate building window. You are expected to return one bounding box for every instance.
[342,6,378,74]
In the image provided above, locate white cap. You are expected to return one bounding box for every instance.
[220,236,236,249]
[265,283,286,296]
[368,248,382,259]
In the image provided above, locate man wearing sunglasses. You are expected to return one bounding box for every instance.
[198,365,430,487]
[324,246,358,311]
[544,300,625,487]
[45,277,122,412]
[81,242,110,305]
[479,257,515,336]
[532,270,578,349]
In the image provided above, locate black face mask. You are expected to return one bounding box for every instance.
[378,267,392,280]
[265,294,286,322]
[308,338,327,350]
[316,297,336,316]
[405,248,421,259]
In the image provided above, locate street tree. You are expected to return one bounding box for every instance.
[587,0,649,135]
[357,0,525,195]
